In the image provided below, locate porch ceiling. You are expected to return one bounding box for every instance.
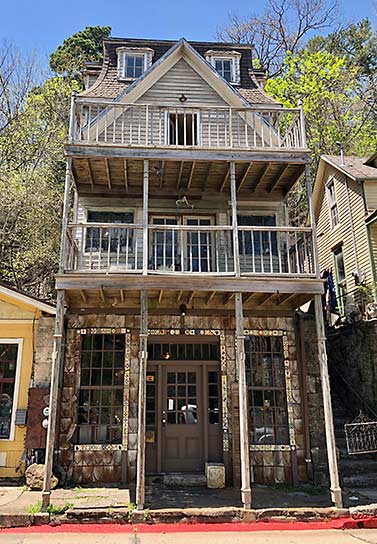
[61,284,320,315]
[70,157,305,198]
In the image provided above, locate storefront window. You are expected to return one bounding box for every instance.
[0,343,19,439]
[245,335,289,445]
[78,334,125,444]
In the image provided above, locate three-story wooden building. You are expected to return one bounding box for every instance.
[42,37,341,510]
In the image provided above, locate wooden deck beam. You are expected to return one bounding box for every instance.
[267,164,289,193]
[186,161,196,190]
[56,274,324,295]
[66,144,310,165]
[187,290,196,305]
[104,158,112,190]
[237,163,253,192]
[206,290,216,305]
[219,166,230,192]
[251,162,271,192]
[86,159,94,189]
[177,161,185,189]
[123,159,128,191]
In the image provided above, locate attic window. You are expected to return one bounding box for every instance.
[117,47,154,81]
[205,50,241,85]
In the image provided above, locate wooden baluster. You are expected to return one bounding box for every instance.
[277,231,282,273]
[268,231,273,272]
[183,110,187,146]
[286,231,291,274]
[104,108,108,143]
[113,107,116,143]
[98,227,103,270]
[116,228,121,268]
[244,112,248,148]
[145,105,149,145]
[259,231,264,273]
[216,110,220,148]
[121,107,125,144]
[236,112,240,147]
[253,112,257,147]
[175,108,178,146]
[261,113,265,148]
[125,227,130,270]
[269,112,273,147]
[130,107,133,145]
[180,229,184,272]
[208,111,211,148]
[251,229,255,273]
[107,227,111,269]
[294,231,300,273]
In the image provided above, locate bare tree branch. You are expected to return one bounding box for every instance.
[217,0,339,76]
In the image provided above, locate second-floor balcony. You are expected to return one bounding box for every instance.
[70,98,307,152]
[64,223,316,278]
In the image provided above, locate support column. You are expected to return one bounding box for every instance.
[230,161,240,277]
[314,294,342,507]
[41,291,65,509]
[42,158,72,510]
[136,290,148,510]
[235,292,252,508]
[142,160,149,275]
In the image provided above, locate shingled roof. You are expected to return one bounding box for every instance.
[321,155,377,181]
[81,37,278,106]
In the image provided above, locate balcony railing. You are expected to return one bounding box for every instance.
[64,224,316,277]
[70,99,307,150]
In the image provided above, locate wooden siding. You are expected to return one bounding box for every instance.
[364,180,377,211]
[316,165,372,299]
[136,58,228,107]
[369,223,377,275]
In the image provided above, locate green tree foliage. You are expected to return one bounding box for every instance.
[0,41,81,297]
[266,49,377,222]
[49,26,111,76]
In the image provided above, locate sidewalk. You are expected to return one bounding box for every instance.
[0,483,376,528]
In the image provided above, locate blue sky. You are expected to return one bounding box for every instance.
[0,0,375,65]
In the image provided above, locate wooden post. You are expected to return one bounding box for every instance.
[142,160,149,275]
[230,161,240,277]
[42,159,72,510]
[314,294,342,507]
[136,290,148,509]
[235,292,252,508]
[41,290,65,510]
[305,164,319,278]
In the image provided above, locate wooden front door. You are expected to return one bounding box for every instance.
[161,364,203,472]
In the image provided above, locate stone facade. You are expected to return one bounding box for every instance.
[57,312,328,487]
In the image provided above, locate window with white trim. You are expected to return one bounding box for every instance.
[205,51,241,84]
[117,47,154,80]
[327,179,339,229]
[0,341,21,440]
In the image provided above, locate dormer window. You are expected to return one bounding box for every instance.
[205,50,241,85]
[117,47,154,81]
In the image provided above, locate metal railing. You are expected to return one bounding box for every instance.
[65,223,315,277]
[70,98,307,150]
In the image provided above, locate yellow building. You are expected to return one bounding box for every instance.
[0,283,55,478]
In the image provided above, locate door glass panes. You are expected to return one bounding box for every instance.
[146,372,156,426]
[208,371,220,424]
[151,217,178,270]
[238,215,278,273]
[185,218,212,272]
[245,335,289,445]
[167,371,197,424]
[0,343,18,439]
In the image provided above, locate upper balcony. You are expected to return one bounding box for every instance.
[70,98,307,152]
[66,98,309,197]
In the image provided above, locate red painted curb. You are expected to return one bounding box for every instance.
[2,517,376,533]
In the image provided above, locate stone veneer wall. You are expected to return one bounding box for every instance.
[58,312,327,486]
[326,319,377,418]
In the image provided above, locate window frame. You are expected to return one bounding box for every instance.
[326,178,340,230]
[117,47,154,81]
[205,51,241,85]
[245,334,289,446]
[77,333,125,446]
[83,209,135,256]
[333,244,347,313]
[0,339,23,442]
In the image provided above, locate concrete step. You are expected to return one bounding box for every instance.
[340,458,377,476]
[162,473,207,488]
[343,474,377,488]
